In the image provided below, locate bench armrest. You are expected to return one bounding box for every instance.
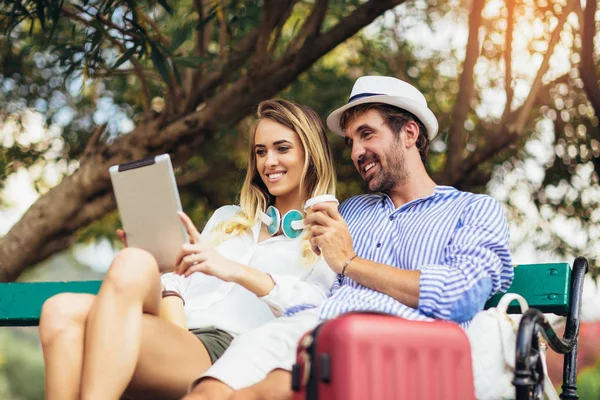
[513,256,588,400]
[0,281,102,326]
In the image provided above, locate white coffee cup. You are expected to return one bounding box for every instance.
[304,195,339,216]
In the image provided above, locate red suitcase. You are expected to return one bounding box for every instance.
[291,313,475,400]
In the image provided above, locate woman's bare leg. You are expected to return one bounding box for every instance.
[39,293,95,400]
[80,247,163,400]
[40,248,214,400]
[182,378,233,400]
[123,314,213,400]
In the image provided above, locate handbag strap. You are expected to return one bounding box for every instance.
[497,293,529,313]
[540,343,561,400]
[545,373,561,400]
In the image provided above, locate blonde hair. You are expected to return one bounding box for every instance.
[212,99,336,263]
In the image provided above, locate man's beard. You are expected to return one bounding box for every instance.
[367,147,409,193]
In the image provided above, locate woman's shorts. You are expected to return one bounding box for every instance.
[190,327,234,364]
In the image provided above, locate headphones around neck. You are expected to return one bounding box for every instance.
[258,206,305,239]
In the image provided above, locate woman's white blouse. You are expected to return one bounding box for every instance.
[161,205,336,336]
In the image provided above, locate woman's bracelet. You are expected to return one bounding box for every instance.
[162,290,185,306]
[341,254,358,277]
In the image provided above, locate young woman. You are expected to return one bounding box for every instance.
[38,99,337,400]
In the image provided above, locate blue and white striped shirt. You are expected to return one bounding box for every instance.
[285,186,513,326]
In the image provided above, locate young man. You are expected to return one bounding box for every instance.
[183,76,514,400]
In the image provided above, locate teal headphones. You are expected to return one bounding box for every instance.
[258,206,305,239]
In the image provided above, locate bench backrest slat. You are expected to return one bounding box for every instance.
[0,262,573,326]
[0,281,102,326]
[484,263,571,316]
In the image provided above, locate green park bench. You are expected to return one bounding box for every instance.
[0,257,588,400]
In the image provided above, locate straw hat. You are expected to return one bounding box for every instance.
[326,76,438,139]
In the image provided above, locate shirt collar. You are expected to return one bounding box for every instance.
[380,185,444,212]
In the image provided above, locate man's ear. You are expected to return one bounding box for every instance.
[403,120,420,148]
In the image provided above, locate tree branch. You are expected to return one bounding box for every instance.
[285,0,329,56]
[187,0,206,90]
[448,72,571,187]
[61,4,152,113]
[286,0,406,72]
[64,191,116,232]
[455,2,574,182]
[104,35,152,114]
[138,8,171,49]
[162,0,408,151]
[501,0,515,123]
[183,27,261,114]
[63,3,145,41]
[36,237,77,270]
[266,8,291,58]
[511,0,573,134]
[82,124,107,160]
[253,0,297,67]
[445,0,485,177]
[578,0,600,116]
[216,0,229,56]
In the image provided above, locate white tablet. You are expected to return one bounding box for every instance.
[109,154,188,272]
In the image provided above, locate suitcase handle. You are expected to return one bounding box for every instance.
[292,334,314,392]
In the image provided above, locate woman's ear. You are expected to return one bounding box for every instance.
[403,120,420,148]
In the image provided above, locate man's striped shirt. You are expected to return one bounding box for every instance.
[285,186,513,326]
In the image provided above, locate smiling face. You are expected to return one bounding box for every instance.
[254,118,306,203]
[344,109,409,192]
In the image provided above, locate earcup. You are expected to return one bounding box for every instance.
[282,209,305,239]
[265,206,281,236]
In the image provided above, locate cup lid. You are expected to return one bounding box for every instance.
[304,195,339,210]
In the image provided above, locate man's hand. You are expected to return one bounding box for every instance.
[305,202,355,274]
[175,211,243,281]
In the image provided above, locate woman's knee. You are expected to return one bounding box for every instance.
[104,247,160,295]
[183,378,232,400]
[39,293,94,346]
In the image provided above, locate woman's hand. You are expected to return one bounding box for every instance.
[175,211,243,281]
[116,229,127,246]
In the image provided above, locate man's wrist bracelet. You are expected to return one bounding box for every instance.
[341,254,358,277]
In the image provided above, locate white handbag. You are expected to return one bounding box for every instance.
[466,293,560,400]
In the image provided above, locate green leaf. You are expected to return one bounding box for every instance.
[112,45,137,69]
[149,42,170,83]
[172,56,211,69]
[169,22,193,53]
[48,0,66,41]
[36,5,45,28]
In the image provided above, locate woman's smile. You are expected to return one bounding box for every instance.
[265,170,287,183]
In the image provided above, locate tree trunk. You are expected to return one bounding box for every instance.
[0,0,405,281]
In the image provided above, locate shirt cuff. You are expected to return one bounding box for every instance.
[259,274,285,317]
[418,264,492,322]
[418,264,452,319]
[160,273,182,294]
